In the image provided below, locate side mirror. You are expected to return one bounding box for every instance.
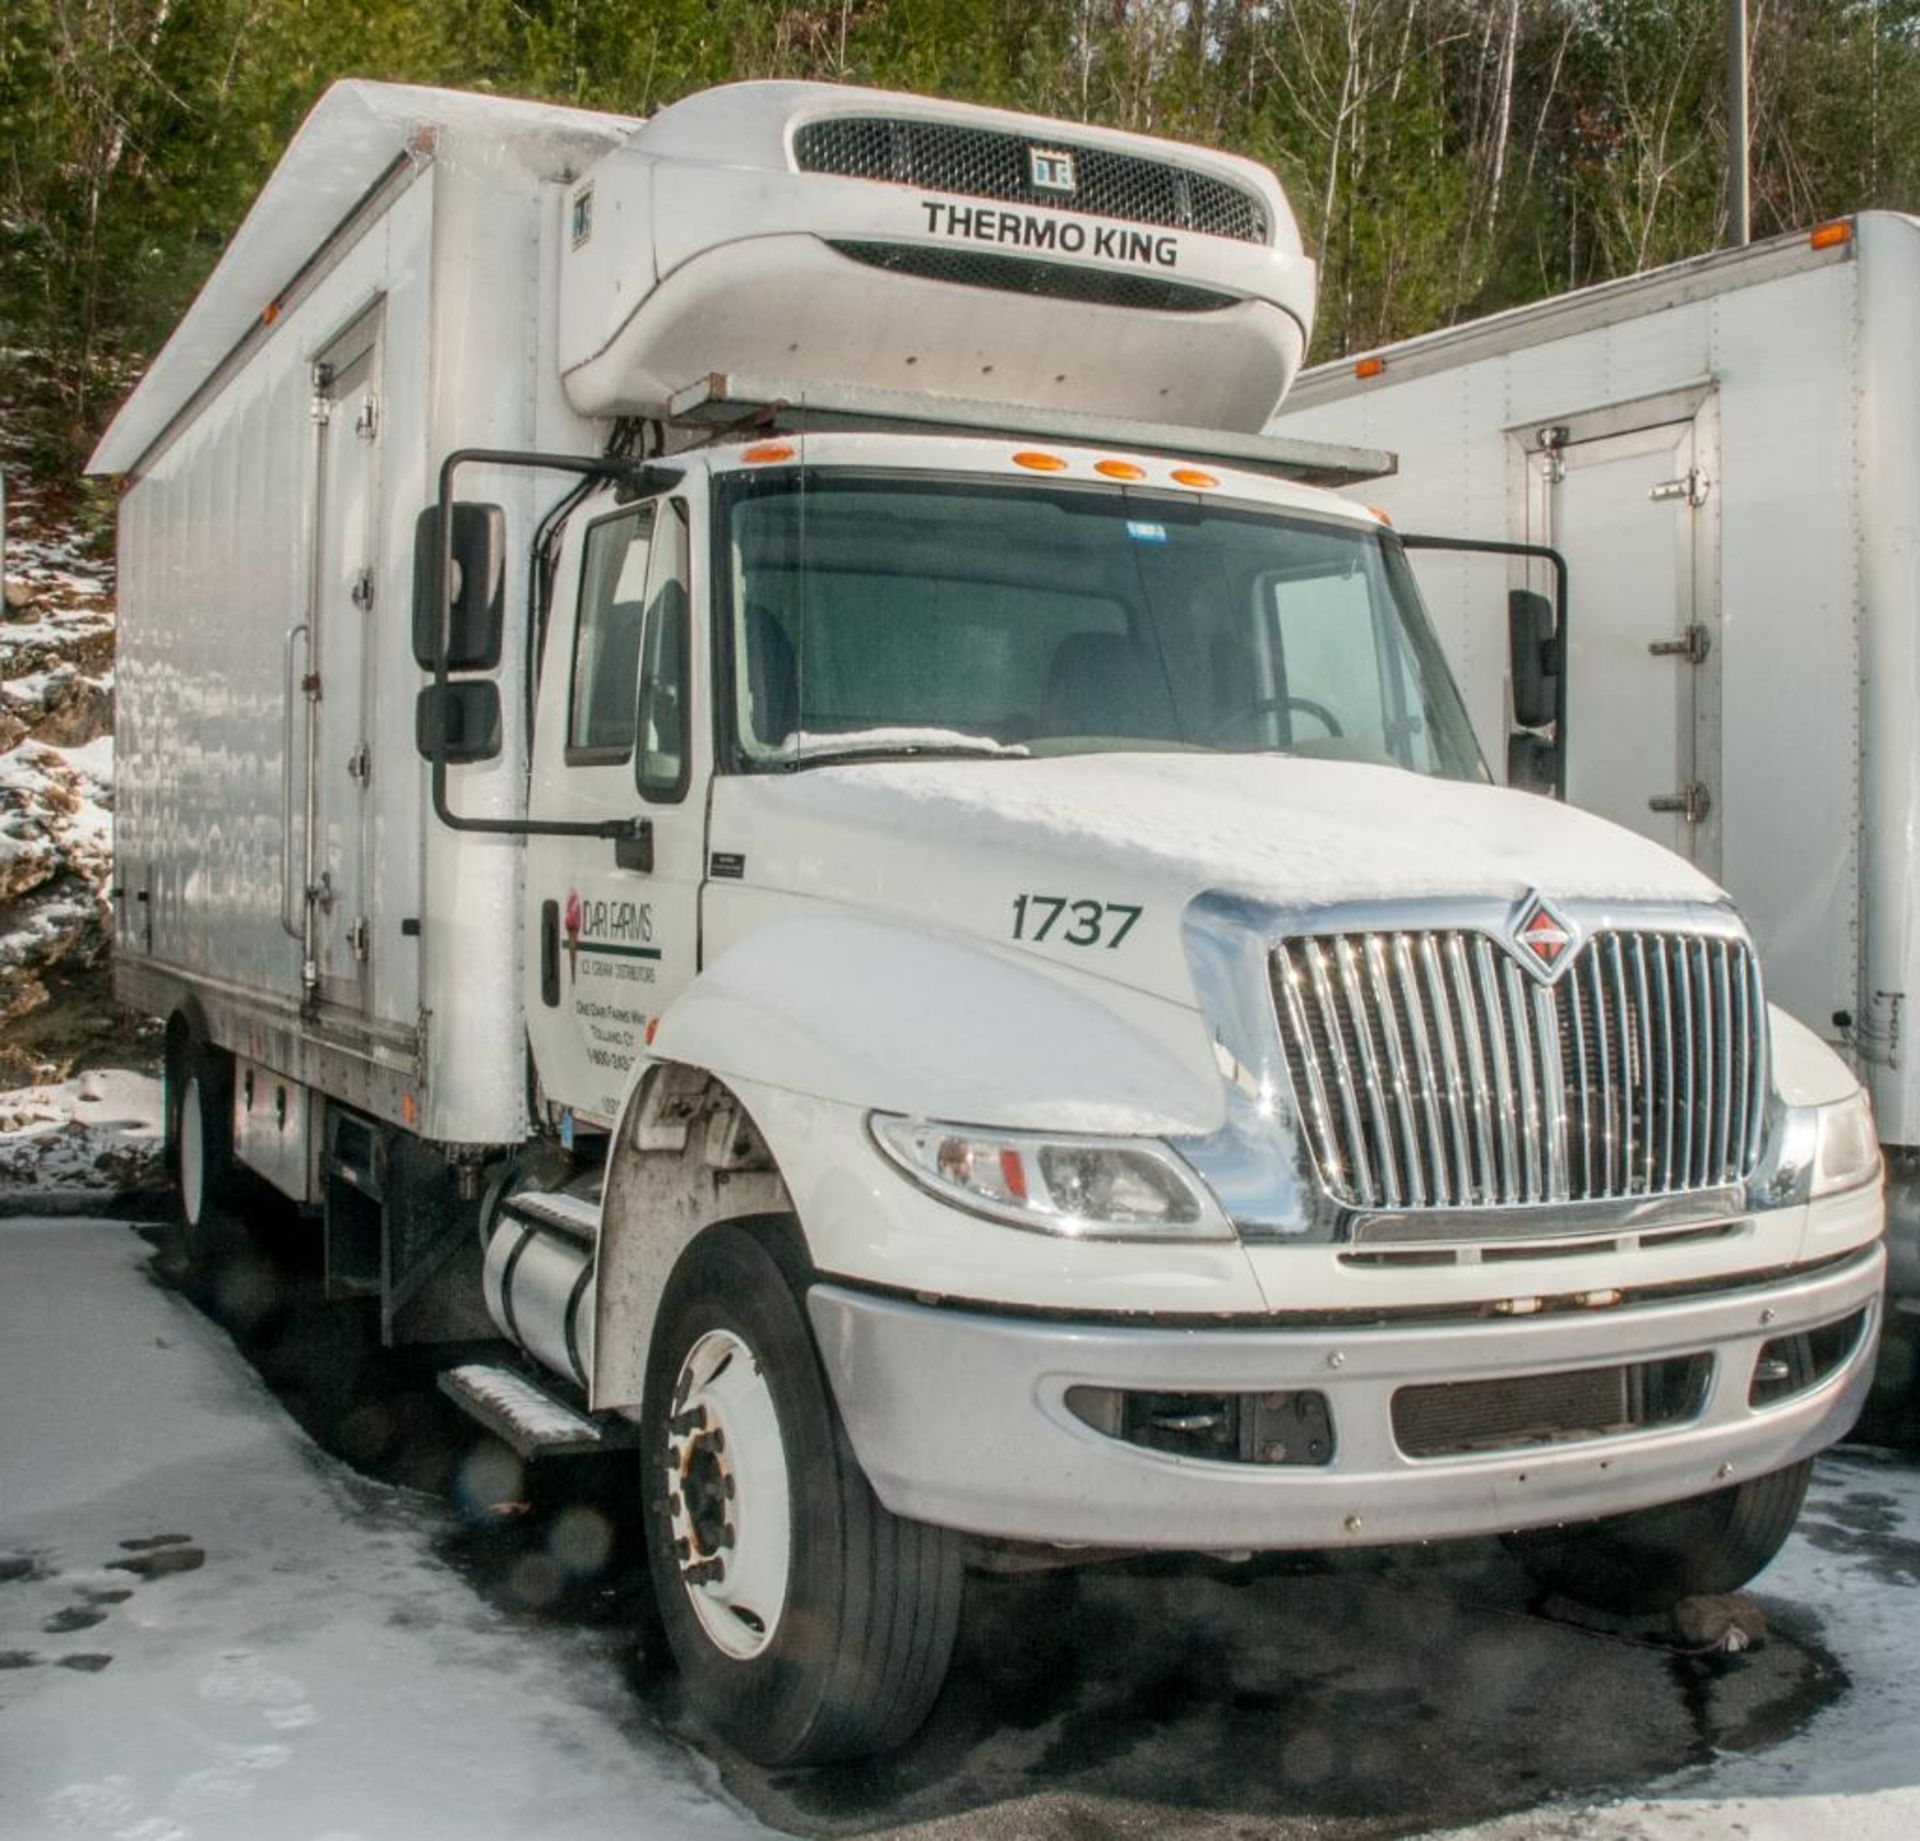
[1508,587,1558,731]
[413,502,506,671]
[416,681,501,763]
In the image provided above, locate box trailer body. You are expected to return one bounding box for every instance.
[1272,215,1920,1315]
[92,83,1887,1764]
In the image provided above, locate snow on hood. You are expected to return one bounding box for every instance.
[740,749,1720,912]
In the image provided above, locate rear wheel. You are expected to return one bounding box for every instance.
[641,1222,963,1764]
[171,1042,239,1260]
[1506,1460,1814,1614]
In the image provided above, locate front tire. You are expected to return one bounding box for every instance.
[641,1222,963,1765]
[1506,1459,1814,1614]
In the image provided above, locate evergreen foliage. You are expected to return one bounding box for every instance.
[5,1,1919,472]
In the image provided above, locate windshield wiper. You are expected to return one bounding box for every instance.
[768,729,1029,770]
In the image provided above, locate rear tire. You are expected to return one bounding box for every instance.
[1505,1459,1814,1614]
[641,1222,963,1765]
[171,1042,239,1260]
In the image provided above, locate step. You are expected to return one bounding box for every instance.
[439,1362,636,1458]
[501,1188,600,1245]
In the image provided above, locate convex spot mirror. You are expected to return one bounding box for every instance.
[416,681,501,763]
[413,502,505,671]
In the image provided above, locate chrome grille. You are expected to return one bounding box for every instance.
[793,116,1270,243]
[1271,930,1767,1213]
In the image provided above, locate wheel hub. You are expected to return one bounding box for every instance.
[662,1328,792,1659]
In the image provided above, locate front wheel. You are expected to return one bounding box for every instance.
[1505,1459,1814,1614]
[173,1043,237,1242]
[641,1222,963,1765]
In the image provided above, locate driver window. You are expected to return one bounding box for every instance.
[637,504,690,801]
[569,506,655,760]
[1267,568,1391,755]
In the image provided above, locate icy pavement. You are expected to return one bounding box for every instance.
[5,1213,1919,1841]
[0,1217,768,1841]
[1438,1443,1920,1841]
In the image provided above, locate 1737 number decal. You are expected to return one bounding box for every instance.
[1010,894,1143,949]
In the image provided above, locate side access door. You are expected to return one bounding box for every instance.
[524,488,703,1129]
[1521,393,1721,872]
[303,306,384,1011]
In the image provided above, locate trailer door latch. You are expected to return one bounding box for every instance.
[348,916,371,961]
[347,743,371,785]
[1649,624,1711,663]
[1649,468,1710,507]
[1649,783,1713,824]
[350,568,375,612]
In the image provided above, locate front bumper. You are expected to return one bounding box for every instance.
[807,1243,1885,1549]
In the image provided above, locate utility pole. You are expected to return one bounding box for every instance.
[1726,0,1750,247]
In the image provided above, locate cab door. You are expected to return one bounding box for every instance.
[525,490,703,1128]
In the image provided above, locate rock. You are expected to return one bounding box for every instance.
[3,578,32,613]
[1672,1591,1768,1653]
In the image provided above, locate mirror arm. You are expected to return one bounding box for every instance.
[1398,533,1568,799]
[429,447,680,838]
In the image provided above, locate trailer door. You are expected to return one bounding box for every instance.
[1527,406,1720,872]
[305,308,384,1013]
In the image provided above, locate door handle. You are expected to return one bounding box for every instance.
[613,819,654,874]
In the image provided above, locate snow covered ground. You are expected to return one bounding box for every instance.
[0,1068,161,1190]
[0,1217,768,1841]
[4,1212,1917,1841]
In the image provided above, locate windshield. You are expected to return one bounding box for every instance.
[720,470,1487,781]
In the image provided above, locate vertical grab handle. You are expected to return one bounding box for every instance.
[281,622,311,939]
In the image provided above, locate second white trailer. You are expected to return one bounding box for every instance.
[1272,214,1920,1328]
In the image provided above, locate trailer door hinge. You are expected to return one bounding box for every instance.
[1649,623,1712,664]
[309,362,335,423]
[1650,467,1710,507]
[348,916,371,961]
[347,742,371,785]
[355,398,379,441]
[350,568,375,612]
[1649,783,1713,824]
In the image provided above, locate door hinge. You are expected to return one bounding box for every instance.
[1649,623,1712,664]
[1649,783,1713,824]
[351,567,375,612]
[1536,425,1569,486]
[348,915,371,962]
[347,742,372,786]
[355,398,379,441]
[310,362,335,424]
[1650,467,1710,507]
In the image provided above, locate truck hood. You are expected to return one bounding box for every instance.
[717,752,1726,1006]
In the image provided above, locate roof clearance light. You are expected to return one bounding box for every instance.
[1094,459,1147,481]
[1013,450,1069,472]
[741,442,795,465]
[1354,356,1387,379]
[1170,468,1219,489]
[1367,506,1394,526]
[1810,219,1852,252]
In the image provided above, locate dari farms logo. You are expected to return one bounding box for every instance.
[1509,892,1578,983]
[562,889,659,986]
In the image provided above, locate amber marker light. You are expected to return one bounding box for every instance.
[1810,219,1852,251]
[1366,506,1394,526]
[1013,450,1069,471]
[1354,356,1387,379]
[741,442,795,465]
[1094,458,1147,480]
[1169,468,1219,489]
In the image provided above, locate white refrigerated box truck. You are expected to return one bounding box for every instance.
[90,81,1886,1763]
[1272,216,1920,1380]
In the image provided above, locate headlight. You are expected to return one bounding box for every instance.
[868,1115,1233,1241]
[1812,1089,1880,1198]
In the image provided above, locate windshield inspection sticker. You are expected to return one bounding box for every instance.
[1126,521,1169,543]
